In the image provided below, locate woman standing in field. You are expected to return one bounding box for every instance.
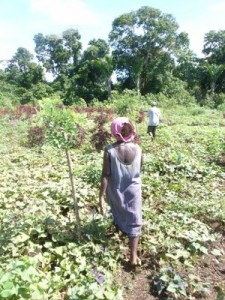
[99,117,143,266]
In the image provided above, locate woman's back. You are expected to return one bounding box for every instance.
[114,142,139,164]
[106,142,142,189]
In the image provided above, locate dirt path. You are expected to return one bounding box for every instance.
[120,263,155,300]
[119,235,225,299]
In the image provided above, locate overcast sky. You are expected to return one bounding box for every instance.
[1,0,225,66]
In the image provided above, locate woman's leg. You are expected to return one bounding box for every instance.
[152,126,157,139]
[129,236,139,265]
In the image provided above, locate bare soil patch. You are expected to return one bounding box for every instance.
[120,236,225,299]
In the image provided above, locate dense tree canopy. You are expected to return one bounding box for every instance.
[109,6,189,95]
[203,30,225,64]
[5,47,44,89]
[75,39,113,103]
[1,6,225,108]
[34,29,82,77]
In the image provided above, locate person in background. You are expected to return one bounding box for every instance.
[99,117,143,266]
[147,101,161,140]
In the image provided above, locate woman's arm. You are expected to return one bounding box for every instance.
[141,153,144,168]
[99,149,110,214]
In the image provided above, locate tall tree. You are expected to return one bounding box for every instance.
[203,30,225,64]
[197,61,225,99]
[34,29,84,104]
[196,30,225,100]
[109,6,190,95]
[173,50,199,90]
[75,39,113,103]
[62,29,82,67]
[6,47,44,89]
[34,33,70,76]
[34,29,82,77]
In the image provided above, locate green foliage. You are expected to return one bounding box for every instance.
[197,62,225,103]
[213,93,225,108]
[109,6,189,95]
[0,133,123,298]
[40,97,86,149]
[68,97,87,107]
[5,47,44,90]
[34,30,82,76]
[189,106,206,116]
[153,267,187,297]
[109,90,142,116]
[0,87,225,298]
[162,74,196,106]
[144,92,168,107]
[0,257,48,299]
[217,103,225,112]
[80,153,103,187]
[153,267,210,298]
[75,39,113,103]
[1,14,225,107]
[203,30,225,64]
[0,71,20,108]
[2,21,225,107]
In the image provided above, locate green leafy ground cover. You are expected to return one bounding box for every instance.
[0,105,225,299]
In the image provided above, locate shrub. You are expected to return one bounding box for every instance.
[213,93,225,108]
[217,103,225,112]
[161,75,196,107]
[109,89,141,116]
[27,126,45,147]
[91,125,112,151]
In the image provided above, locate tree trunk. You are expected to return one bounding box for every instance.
[210,82,215,100]
[107,76,112,96]
[136,75,140,97]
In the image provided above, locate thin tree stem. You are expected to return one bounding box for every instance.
[65,147,81,241]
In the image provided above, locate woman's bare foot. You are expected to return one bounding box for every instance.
[129,236,140,266]
[130,256,141,266]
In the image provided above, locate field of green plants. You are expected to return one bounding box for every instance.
[0,97,225,299]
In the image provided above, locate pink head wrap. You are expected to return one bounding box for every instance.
[110,117,136,142]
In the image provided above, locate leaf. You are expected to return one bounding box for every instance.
[13,233,30,244]
[104,290,116,300]
[211,249,223,256]
[54,246,64,256]
[166,283,176,293]
[0,273,12,284]
[44,241,53,249]
[199,246,208,254]
[2,281,14,290]
[159,274,169,282]
[165,253,177,260]
[176,249,190,259]
[0,290,16,298]
[94,288,105,299]
[31,289,46,300]
[0,282,17,298]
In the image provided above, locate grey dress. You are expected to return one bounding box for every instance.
[106,143,142,237]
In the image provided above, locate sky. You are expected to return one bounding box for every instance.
[1,0,225,67]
